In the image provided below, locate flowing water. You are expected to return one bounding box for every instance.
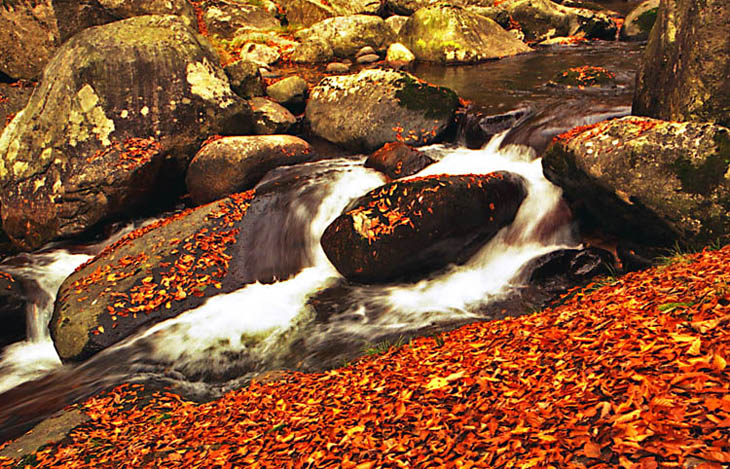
[0,40,644,442]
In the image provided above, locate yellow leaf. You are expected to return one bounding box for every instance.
[687,337,702,356]
[346,425,364,437]
[713,353,727,371]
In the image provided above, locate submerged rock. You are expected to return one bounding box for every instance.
[620,0,658,41]
[321,172,527,283]
[0,15,253,250]
[400,5,531,64]
[549,65,617,88]
[186,135,315,205]
[632,0,730,127]
[0,0,59,80]
[306,69,458,152]
[543,117,730,248]
[364,142,434,180]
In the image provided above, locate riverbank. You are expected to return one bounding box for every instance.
[2,243,728,468]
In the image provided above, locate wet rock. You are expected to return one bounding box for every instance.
[224,60,264,99]
[306,69,458,152]
[326,62,350,73]
[52,181,322,361]
[0,0,59,80]
[472,0,618,43]
[52,0,196,43]
[386,43,415,70]
[620,0,658,41]
[250,97,297,135]
[0,15,253,250]
[186,135,314,205]
[0,271,26,348]
[321,172,527,283]
[294,15,396,58]
[277,0,383,27]
[290,38,334,64]
[526,247,615,294]
[543,117,730,248]
[632,0,730,127]
[266,76,308,114]
[239,42,280,66]
[201,0,280,40]
[384,14,408,35]
[364,142,434,179]
[400,5,531,64]
[461,108,528,149]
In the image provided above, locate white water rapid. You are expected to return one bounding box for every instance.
[0,135,577,396]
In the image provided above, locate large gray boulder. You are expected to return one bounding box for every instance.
[51,0,197,43]
[620,0,658,41]
[0,15,253,250]
[305,69,459,152]
[186,135,315,204]
[201,0,280,40]
[400,5,531,64]
[632,0,730,127]
[295,15,396,58]
[0,0,60,80]
[543,116,730,247]
[277,0,383,27]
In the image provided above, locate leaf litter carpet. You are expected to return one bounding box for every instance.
[1,246,729,468]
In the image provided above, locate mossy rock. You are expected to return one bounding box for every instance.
[620,0,659,41]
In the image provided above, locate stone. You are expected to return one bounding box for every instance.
[526,247,616,293]
[386,42,415,69]
[266,76,308,114]
[364,142,434,179]
[543,116,730,248]
[239,42,280,66]
[186,135,315,204]
[385,0,436,16]
[306,69,459,152]
[224,60,264,98]
[277,0,383,27]
[250,97,297,135]
[400,4,531,64]
[0,15,253,250]
[632,0,730,127]
[320,172,527,283]
[52,0,197,43]
[290,38,334,64]
[0,0,59,80]
[294,15,396,58]
[356,53,380,64]
[201,0,280,40]
[326,62,350,73]
[355,46,376,58]
[385,14,408,35]
[620,0,659,41]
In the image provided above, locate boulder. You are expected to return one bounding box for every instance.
[399,5,531,64]
[321,172,527,283]
[620,0,658,41]
[306,69,459,152]
[224,60,265,98]
[239,42,280,66]
[290,38,334,64]
[386,43,415,69]
[632,0,730,127]
[385,0,435,16]
[250,97,297,135]
[186,135,315,204]
[356,54,379,64]
[0,15,253,250]
[52,0,196,43]
[526,247,616,293]
[0,271,26,348]
[325,62,350,74]
[543,117,730,247]
[294,15,396,58]
[364,142,434,179]
[266,76,308,114]
[201,0,280,40]
[0,0,60,80]
[51,183,322,361]
[384,14,408,35]
[277,0,383,27]
[471,0,618,43]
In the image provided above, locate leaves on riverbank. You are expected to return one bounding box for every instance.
[2,245,730,468]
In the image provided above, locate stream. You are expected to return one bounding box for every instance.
[0,40,644,443]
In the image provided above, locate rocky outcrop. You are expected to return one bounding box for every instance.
[632,0,730,127]
[620,0,658,41]
[543,117,730,247]
[0,0,59,80]
[294,15,396,58]
[277,0,383,27]
[201,0,280,40]
[321,172,527,283]
[400,5,531,64]
[0,15,253,250]
[305,69,459,152]
[0,271,26,348]
[51,0,196,43]
[364,142,434,179]
[186,135,315,205]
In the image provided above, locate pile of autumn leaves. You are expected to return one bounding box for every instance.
[2,246,729,468]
